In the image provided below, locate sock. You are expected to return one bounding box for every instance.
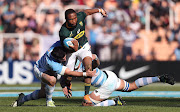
[84,83,91,95]
[94,100,116,106]
[45,84,55,102]
[135,77,160,88]
[21,90,40,103]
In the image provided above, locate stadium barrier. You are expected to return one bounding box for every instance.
[0,60,180,84]
[99,61,180,82]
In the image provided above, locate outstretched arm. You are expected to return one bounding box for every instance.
[84,9,107,17]
[64,68,96,77]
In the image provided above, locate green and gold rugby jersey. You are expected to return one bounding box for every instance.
[59,12,88,49]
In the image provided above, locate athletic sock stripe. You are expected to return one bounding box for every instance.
[135,79,140,88]
[143,78,148,85]
[138,78,144,87]
[147,77,153,83]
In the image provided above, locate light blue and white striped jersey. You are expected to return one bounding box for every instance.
[36,40,67,75]
[75,60,107,87]
[91,68,108,87]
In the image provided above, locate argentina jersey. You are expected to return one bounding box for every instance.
[91,68,108,87]
[36,41,67,75]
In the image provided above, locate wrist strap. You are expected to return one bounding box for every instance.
[83,72,87,76]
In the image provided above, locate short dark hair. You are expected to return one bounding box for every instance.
[51,47,66,61]
[65,9,76,20]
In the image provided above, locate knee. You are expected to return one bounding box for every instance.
[49,77,56,86]
[84,77,91,84]
[83,57,92,64]
[128,83,138,91]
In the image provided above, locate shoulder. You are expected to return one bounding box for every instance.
[77,12,86,19]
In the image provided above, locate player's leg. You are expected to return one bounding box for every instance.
[83,56,92,95]
[65,52,77,71]
[92,71,125,106]
[83,70,125,106]
[11,82,46,107]
[12,66,57,107]
[79,43,93,95]
[41,73,56,107]
[83,90,125,106]
[116,75,175,92]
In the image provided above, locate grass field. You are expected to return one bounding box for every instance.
[0,82,180,112]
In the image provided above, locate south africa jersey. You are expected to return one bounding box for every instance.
[36,40,67,75]
[59,12,88,49]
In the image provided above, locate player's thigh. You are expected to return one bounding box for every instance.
[65,52,77,71]
[78,43,92,60]
[115,79,125,91]
[34,65,56,86]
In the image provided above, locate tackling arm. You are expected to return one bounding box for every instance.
[64,68,96,77]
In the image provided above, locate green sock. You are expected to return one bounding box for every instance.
[84,83,91,95]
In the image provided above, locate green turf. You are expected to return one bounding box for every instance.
[0,82,180,112]
[1,82,180,92]
[0,97,179,112]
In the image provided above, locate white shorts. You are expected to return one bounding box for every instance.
[65,42,92,71]
[93,70,121,100]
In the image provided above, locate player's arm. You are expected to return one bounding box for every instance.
[64,67,96,77]
[69,39,79,52]
[83,9,107,17]
[60,75,72,98]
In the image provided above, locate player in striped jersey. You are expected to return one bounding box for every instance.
[73,54,175,106]
[12,40,96,107]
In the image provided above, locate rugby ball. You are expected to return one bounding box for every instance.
[63,38,74,50]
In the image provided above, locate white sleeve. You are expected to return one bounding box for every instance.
[58,66,67,76]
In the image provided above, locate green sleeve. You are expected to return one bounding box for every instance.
[77,12,87,20]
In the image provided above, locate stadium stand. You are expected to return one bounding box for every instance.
[0,0,180,62]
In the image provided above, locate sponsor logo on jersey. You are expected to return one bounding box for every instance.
[79,21,83,26]
[74,30,85,39]
[77,29,80,34]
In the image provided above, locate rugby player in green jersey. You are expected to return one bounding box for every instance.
[59,8,107,96]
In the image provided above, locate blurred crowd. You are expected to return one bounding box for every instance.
[0,0,180,62]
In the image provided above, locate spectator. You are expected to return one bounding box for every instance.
[169,43,180,61]
[96,26,115,61]
[121,26,137,61]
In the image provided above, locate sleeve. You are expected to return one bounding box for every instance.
[49,61,67,76]
[77,12,87,20]
[57,66,67,76]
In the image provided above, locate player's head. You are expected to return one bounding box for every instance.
[51,47,66,62]
[65,9,77,27]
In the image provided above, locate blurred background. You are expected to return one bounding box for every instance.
[0,0,180,84]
